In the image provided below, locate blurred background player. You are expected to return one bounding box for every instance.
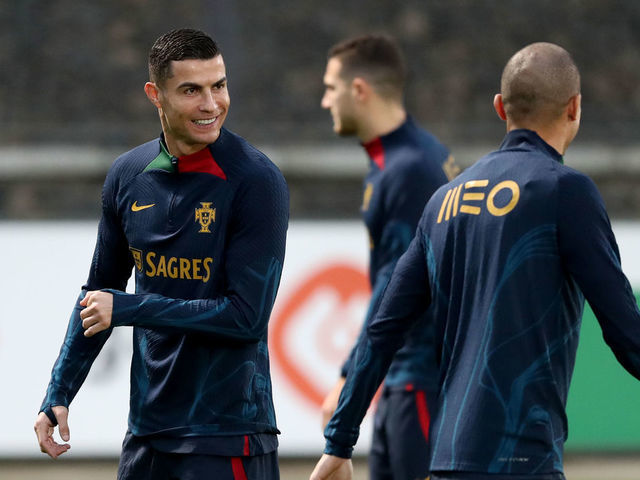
[311,42,640,480]
[34,28,288,480]
[320,33,458,480]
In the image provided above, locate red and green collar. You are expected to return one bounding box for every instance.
[144,137,227,180]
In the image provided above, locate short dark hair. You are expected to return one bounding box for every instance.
[501,42,580,123]
[148,28,221,85]
[328,34,406,100]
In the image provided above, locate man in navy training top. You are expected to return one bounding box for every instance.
[33,28,289,480]
[311,42,640,480]
[320,34,458,480]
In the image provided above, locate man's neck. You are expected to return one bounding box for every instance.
[164,136,210,158]
[358,103,407,144]
[506,121,569,156]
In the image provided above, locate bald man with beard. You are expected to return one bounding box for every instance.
[310,42,640,480]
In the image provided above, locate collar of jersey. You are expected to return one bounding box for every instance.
[143,135,227,180]
[500,129,564,164]
[361,116,414,171]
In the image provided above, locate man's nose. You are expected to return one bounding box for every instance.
[321,93,331,109]
[201,90,217,111]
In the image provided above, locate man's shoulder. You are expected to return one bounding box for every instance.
[513,149,595,192]
[554,162,599,195]
[414,125,448,149]
[110,138,161,175]
[384,122,449,178]
[465,150,600,209]
[101,138,162,190]
[408,121,449,157]
[384,132,449,186]
[216,128,264,159]
[216,129,286,186]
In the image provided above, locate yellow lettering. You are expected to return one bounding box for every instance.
[458,180,489,217]
[462,192,485,201]
[487,180,520,216]
[465,179,489,189]
[445,187,455,221]
[438,179,520,222]
[146,252,157,277]
[202,258,213,283]
[447,184,464,220]
[192,258,202,280]
[156,256,167,277]
[437,188,453,224]
[459,205,481,215]
[142,252,212,282]
[167,257,178,279]
[180,258,191,279]
[452,184,462,217]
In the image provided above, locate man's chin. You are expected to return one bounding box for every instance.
[335,126,355,137]
[191,130,222,145]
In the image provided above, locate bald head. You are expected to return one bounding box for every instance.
[501,42,580,124]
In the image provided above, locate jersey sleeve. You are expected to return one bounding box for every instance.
[340,163,439,377]
[325,222,432,457]
[557,171,640,379]
[339,265,395,377]
[108,168,289,342]
[40,162,135,423]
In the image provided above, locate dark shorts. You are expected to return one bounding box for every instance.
[117,432,279,480]
[431,473,566,480]
[368,385,437,480]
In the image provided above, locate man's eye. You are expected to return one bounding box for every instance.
[185,88,197,95]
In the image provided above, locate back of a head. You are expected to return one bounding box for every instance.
[328,34,406,101]
[501,42,580,125]
[149,28,220,86]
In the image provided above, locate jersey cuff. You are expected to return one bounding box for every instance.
[41,405,58,427]
[324,439,353,459]
[105,289,137,327]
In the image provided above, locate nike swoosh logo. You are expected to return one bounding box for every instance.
[131,201,156,212]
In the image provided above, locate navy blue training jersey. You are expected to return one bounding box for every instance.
[341,116,451,390]
[324,130,640,476]
[40,128,289,456]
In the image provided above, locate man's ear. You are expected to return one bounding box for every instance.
[351,77,371,102]
[567,93,581,121]
[493,93,507,121]
[144,82,162,109]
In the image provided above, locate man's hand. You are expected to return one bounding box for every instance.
[34,406,71,458]
[310,454,353,480]
[321,377,346,429]
[80,291,114,337]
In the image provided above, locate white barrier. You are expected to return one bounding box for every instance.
[2,220,639,457]
[0,221,373,457]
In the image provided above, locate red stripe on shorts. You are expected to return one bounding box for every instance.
[243,434,250,456]
[415,390,431,441]
[231,457,248,480]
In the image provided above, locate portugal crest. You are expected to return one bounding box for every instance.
[195,202,216,233]
[362,182,374,211]
[129,247,143,272]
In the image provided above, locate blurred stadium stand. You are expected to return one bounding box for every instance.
[1,0,640,219]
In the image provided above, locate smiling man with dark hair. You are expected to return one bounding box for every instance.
[34,28,289,480]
